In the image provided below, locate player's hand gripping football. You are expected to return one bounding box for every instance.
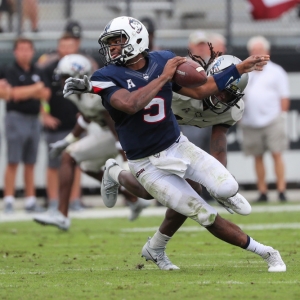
[63,75,92,98]
[162,56,187,81]
[236,55,270,74]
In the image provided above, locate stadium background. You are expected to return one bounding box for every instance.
[0,0,299,194]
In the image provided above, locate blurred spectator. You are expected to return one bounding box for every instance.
[2,37,50,213]
[39,34,87,211]
[37,20,99,70]
[140,17,157,51]
[22,0,39,32]
[239,35,290,202]
[209,32,227,54]
[0,79,11,100]
[0,0,14,32]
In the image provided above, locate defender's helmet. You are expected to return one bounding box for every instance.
[205,55,248,114]
[55,54,92,79]
[98,16,149,66]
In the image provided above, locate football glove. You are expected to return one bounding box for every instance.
[63,75,92,98]
[49,133,78,158]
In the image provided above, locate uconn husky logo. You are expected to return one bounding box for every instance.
[104,20,112,32]
[71,62,83,74]
[209,57,224,74]
[129,18,143,33]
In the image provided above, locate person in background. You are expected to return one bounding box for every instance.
[2,37,50,213]
[140,17,157,51]
[0,79,11,100]
[37,20,99,71]
[40,34,83,211]
[209,32,227,54]
[239,36,290,202]
[0,0,14,32]
[22,0,39,32]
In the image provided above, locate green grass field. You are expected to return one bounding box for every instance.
[1,206,300,300]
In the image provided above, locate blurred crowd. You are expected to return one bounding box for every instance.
[0,16,290,215]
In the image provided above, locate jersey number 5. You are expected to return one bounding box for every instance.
[143,98,166,123]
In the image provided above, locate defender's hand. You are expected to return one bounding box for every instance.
[236,55,270,74]
[49,139,70,158]
[63,75,92,98]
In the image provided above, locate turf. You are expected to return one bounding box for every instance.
[0,208,300,300]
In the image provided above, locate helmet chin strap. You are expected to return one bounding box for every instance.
[125,56,145,66]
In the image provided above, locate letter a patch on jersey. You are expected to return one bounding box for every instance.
[127,79,136,89]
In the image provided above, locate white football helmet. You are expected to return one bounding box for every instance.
[205,55,248,114]
[55,54,92,79]
[98,16,149,66]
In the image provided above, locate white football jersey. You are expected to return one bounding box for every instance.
[67,93,106,126]
[172,92,244,128]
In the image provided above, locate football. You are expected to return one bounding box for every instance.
[172,60,207,88]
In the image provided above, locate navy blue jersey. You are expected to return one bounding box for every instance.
[90,50,181,159]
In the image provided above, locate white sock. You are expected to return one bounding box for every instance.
[25,196,36,208]
[149,230,171,249]
[245,236,269,257]
[108,165,124,183]
[4,195,15,204]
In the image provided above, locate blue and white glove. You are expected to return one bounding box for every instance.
[63,75,92,98]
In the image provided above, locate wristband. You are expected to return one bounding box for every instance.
[213,65,240,91]
[77,115,89,129]
[115,141,123,150]
[65,133,79,144]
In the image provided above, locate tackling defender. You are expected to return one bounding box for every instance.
[33,54,149,230]
[63,16,286,272]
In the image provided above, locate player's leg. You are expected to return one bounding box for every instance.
[45,130,71,210]
[177,136,251,215]
[205,214,286,272]
[266,115,288,201]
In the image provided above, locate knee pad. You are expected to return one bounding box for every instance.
[208,177,239,200]
[190,204,217,227]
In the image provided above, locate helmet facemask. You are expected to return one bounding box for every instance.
[99,30,134,66]
[98,16,149,66]
[204,81,244,114]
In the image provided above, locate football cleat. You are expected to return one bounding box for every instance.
[262,247,286,272]
[141,237,180,270]
[215,193,252,215]
[128,198,151,221]
[101,159,120,208]
[33,210,70,231]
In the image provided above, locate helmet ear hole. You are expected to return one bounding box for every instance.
[137,38,142,44]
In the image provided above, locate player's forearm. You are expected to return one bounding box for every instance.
[281,98,290,112]
[120,75,170,114]
[11,83,44,101]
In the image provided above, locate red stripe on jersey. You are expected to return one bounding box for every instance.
[92,86,102,93]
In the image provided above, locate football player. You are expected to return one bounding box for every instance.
[33,54,149,230]
[63,16,285,272]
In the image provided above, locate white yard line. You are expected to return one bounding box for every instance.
[1,204,300,223]
[122,222,300,233]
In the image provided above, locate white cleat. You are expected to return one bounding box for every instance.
[216,193,252,215]
[141,237,180,270]
[128,198,151,221]
[33,210,70,231]
[101,159,120,208]
[262,247,286,272]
